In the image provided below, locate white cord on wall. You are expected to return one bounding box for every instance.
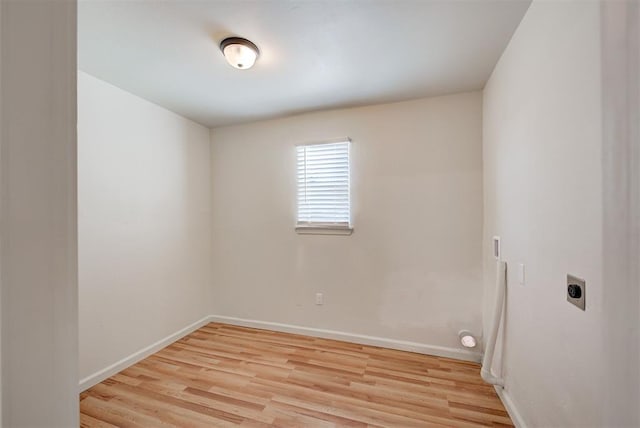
[481,260,506,387]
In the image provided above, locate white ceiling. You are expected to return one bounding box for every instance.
[79,0,530,128]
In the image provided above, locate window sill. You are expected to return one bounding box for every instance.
[295,226,353,236]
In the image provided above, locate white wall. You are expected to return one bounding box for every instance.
[0,2,4,423]
[601,1,640,426]
[78,72,211,383]
[483,1,609,426]
[1,1,78,426]
[210,93,484,355]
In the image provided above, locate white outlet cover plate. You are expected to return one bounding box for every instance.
[492,236,501,260]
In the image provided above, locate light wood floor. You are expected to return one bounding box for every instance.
[80,323,513,427]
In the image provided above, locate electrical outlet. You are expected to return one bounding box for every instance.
[567,274,585,311]
[315,293,323,305]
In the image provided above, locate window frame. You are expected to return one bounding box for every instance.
[295,138,353,235]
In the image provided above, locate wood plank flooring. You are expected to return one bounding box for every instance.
[80,323,513,427]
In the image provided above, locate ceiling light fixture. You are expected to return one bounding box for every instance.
[220,37,259,70]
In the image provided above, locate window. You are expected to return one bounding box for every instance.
[296,138,352,235]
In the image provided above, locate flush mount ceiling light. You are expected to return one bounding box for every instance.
[220,37,259,70]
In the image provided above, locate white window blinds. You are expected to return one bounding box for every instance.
[296,139,351,228]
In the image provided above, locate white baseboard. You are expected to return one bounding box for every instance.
[78,315,211,392]
[79,314,483,392]
[207,314,483,363]
[78,314,528,426]
[78,315,532,428]
[495,385,527,428]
